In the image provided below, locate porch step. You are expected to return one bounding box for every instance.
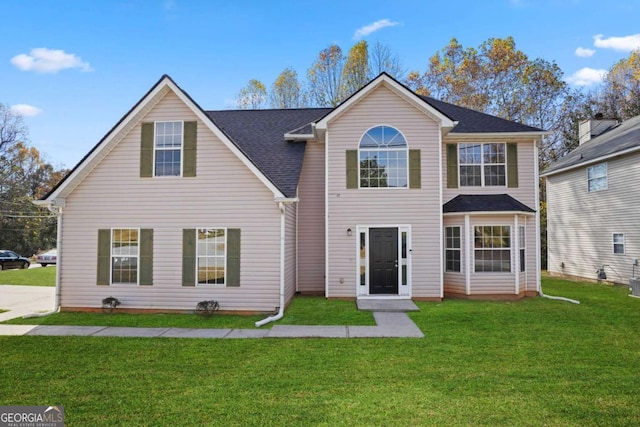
[356,299,419,312]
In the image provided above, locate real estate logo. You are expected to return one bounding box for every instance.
[0,406,64,427]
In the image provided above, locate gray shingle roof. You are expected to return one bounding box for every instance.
[443,194,535,213]
[543,115,640,176]
[207,108,331,197]
[420,96,544,133]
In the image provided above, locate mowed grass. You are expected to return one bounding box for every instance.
[3,295,375,328]
[0,266,56,286]
[1,277,639,426]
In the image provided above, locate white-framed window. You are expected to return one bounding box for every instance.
[587,163,607,192]
[613,233,625,255]
[445,227,461,273]
[155,121,183,176]
[359,125,408,188]
[111,228,139,285]
[519,226,526,272]
[459,143,506,187]
[474,226,511,273]
[197,228,226,285]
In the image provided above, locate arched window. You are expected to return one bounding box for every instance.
[359,126,408,188]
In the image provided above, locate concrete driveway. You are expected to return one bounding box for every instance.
[0,285,55,322]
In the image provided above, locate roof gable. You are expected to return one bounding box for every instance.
[314,72,457,132]
[43,75,292,202]
[543,114,640,177]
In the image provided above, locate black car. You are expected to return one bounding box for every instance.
[0,250,30,270]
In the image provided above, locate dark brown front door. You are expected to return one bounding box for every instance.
[369,228,398,294]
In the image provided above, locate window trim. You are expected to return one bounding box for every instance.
[110,228,140,286]
[458,142,507,187]
[153,120,184,177]
[473,225,512,273]
[613,233,625,255]
[445,226,462,273]
[195,227,228,287]
[358,125,409,190]
[587,162,608,192]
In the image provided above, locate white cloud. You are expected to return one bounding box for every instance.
[575,47,595,57]
[353,19,399,40]
[593,34,640,52]
[10,104,43,117]
[566,67,607,86]
[10,48,93,73]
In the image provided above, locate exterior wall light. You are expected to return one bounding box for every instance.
[347,228,352,236]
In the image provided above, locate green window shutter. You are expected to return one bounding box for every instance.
[409,149,421,189]
[140,122,154,178]
[182,229,196,286]
[183,121,197,177]
[507,143,518,188]
[226,228,241,287]
[346,150,358,189]
[97,229,111,286]
[139,229,153,286]
[447,144,458,189]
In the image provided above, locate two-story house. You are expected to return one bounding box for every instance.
[39,73,545,318]
[544,114,640,283]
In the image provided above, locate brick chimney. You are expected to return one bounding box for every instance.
[578,113,618,145]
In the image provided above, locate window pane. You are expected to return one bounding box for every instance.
[197,228,226,285]
[111,229,139,284]
[155,149,181,176]
[358,127,407,188]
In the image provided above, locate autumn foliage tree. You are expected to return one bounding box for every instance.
[236,79,267,109]
[270,68,305,109]
[0,107,67,257]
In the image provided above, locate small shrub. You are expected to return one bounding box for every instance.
[102,296,121,313]
[196,300,219,317]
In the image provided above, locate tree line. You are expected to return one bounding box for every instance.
[0,104,68,257]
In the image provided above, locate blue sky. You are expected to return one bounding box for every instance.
[2,0,640,169]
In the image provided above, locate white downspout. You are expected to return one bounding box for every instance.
[255,201,287,327]
[23,202,62,318]
[535,138,579,305]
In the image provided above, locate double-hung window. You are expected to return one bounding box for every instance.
[111,229,139,284]
[155,121,183,176]
[613,233,625,254]
[197,228,226,285]
[587,163,607,192]
[459,143,506,187]
[359,126,408,188]
[474,226,511,273]
[445,227,461,273]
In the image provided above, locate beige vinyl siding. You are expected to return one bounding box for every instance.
[296,141,325,293]
[284,203,297,305]
[547,152,640,283]
[326,84,442,298]
[59,91,282,312]
[443,139,537,209]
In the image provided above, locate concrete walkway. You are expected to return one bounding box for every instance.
[0,285,55,322]
[0,292,424,338]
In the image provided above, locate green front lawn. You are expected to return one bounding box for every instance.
[1,278,638,426]
[0,266,56,286]
[3,294,375,328]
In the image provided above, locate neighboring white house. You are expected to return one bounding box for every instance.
[544,115,640,283]
[39,73,546,313]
